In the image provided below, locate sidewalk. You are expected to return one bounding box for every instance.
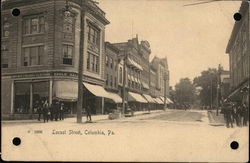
[1,109,164,124]
[207,110,225,126]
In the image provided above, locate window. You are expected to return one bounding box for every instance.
[106,74,109,85]
[114,77,117,87]
[119,67,123,84]
[110,58,113,68]
[87,53,90,70]
[23,15,45,35]
[3,22,10,37]
[87,52,99,73]
[63,15,73,33]
[87,24,100,46]
[105,56,109,66]
[1,55,8,68]
[63,45,73,65]
[22,45,45,66]
[110,75,113,86]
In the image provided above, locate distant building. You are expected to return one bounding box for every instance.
[225,1,249,106]
[150,56,170,99]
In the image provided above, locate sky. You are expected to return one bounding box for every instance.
[98,0,242,87]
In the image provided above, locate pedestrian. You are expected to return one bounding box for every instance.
[33,100,40,121]
[242,103,248,126]
[59,102,65,120]
[54,101,60,121]
[50,100,55,121]
[86,105,92,122]
[222,103,233,128]
[232,103,239,126]
[42,100,49,123]
[37,100,42,121]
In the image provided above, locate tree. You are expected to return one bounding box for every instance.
[193,68,218,108]
[174,78,195,106]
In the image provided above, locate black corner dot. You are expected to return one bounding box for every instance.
[12,8,20,17]
[12,137,21,146]
[233,13,241,21]
[230,141,239,150]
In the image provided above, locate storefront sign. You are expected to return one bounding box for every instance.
[11,72,78,79]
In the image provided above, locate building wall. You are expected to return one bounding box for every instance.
[104,42,119,92]
[228,2,249,91]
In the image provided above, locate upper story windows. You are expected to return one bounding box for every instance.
[62,44,73,65]
[63,15,73,33]
[2,22,10,38]
[87,23,100,47]
[87,52,99,73]
[23,15,45,35]
[22,45,45,66]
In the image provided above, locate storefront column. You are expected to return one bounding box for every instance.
[10,80,14,114]
[101,97,104,114]
[29,83,33,114]
[49,79,53,105]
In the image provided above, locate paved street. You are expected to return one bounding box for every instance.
[2,109,248,162]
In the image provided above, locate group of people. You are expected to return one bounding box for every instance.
[220,102,248,128]
[33,99,65,123]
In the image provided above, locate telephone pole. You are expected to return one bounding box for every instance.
[77,0,85,123]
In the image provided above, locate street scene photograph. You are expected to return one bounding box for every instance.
[1,0,249,162]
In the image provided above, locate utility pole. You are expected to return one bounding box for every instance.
[216,64,221,116]
[210,76,213,110]
[164,71,167,110]
[76,0,85,123]
[122,51,127,115]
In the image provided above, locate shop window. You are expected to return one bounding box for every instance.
[22,45,45,66]
[14,82,30,114]
[63,44,73,65]
[87,52,99,73]
[23,15,45,35]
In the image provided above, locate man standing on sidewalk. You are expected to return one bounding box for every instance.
[86,105,92,122]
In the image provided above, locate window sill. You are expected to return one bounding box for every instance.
[86,70,100,75]
[23,33,45,37]
[21,65,46,68]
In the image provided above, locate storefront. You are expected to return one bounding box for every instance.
[128,91,147,111]
[142,94,155,111]
[83,82,122,114]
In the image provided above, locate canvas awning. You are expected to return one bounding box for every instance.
[106,91,122,103]
[128,92,147,103]
[53,81,78,101]
[142,94,155,103]
[156,97,164,104]
[127,58,143,71]
[83,82,122,103]
[141,81,149,89]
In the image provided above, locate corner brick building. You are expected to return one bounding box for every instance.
[1,0,111,119]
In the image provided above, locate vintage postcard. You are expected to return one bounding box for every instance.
[1,0,249,162]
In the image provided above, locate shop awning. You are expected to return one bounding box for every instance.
[142,94,155,103]
[128,92,147,103]
[152,97,158,104]
[156,97,164,104]
[106,91,122,103]
[127,58,143,71]
[53,81,78,101]
[83,82,122,103]
[167,98,173,104]
[141,81,149,89]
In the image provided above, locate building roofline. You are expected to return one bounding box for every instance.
[226,1,249,53]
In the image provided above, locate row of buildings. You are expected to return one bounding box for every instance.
[1,0,171,119]
[221,1,249,107]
